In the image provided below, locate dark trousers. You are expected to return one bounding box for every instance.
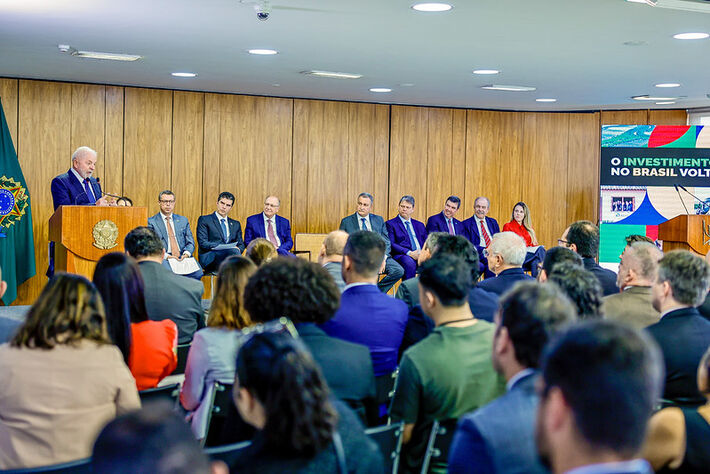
[378,256,404,293]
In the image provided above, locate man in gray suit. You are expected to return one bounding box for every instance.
[602,241,662,329]
[147,190,203,280]
[339,192,403,293]
[317,230,348,292]
[449,282,576,474]
[125,226,205,344]
[395,232,446,309]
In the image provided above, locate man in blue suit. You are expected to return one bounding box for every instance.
[321,230,408,378]
[196,191,245,273]
[386,195,428,280]
[51,146,110,210]
[478,231,534,296]
[463,196,500,278]
[244,195,293,256]
[147,190,203,280]
[339,192,404,293]
[449,282,576,474]
[426,195,464,235]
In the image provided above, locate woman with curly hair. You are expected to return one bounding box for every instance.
[230,331,384,473]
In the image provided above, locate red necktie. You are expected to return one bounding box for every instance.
[267,219,278,246]
[447,219,455,235]
[480,219,491,246]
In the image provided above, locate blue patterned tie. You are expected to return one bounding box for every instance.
[406,221,419,251]
[361,218,367,230]
[83,179,96,204]
[221,219,229,243]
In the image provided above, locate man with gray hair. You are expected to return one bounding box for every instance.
[317,230,349,292]
[463,196,500,278]
[602,241,663,328]
[477,231,533,296]
[51,146,110,210]
[395,232,447,309]
[386,195,428,280]
[648,250,710,406]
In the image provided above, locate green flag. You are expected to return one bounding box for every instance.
[0,97,35,305]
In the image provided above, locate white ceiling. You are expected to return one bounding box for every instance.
[1,0,709,111]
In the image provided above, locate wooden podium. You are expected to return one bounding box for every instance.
[658,215,710,256]
[49,206,148,279]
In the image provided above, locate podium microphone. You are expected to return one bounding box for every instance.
[674,184,690,215]
[94,178,121,199]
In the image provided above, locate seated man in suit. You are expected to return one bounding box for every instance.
[339,192,404,293]
[478,231,534,296]
[426,195,464,235]
[647,250,710,406]
[602,241,663,329]
[148,190,203,280]
[449,282,576,474]
[243,257,376,423]
[386,195,428,281]
[396,232,447,309]
[50,146,110,210]
[196,191,245,273]
[390,254,506,473]
[244,195,293,256]
[535,321,663,474]
[321,230,408,378]
[317,230,349,293]
[124,226,205,344]
[559,220,617,296]
[547,262,603,320]
[462,196,500,278]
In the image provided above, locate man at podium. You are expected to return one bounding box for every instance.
[50,146,111,210]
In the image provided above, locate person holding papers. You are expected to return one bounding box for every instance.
[197,191,245,273]
[148,190,203,280]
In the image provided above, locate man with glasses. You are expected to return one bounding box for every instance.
[558,220,617,296]
[462,196,500,278]
[244,195,294,256]
[148,190,203,280]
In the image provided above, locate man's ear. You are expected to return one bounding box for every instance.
[343,255,353,272]
[569,243,578,253]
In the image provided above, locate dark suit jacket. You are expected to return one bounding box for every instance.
[50,170,102,210]
[646,307,710,406]
[698,292,710,320]
[385,217,427,256]
[148,212,196,256]
[244,213,293,256]
[477,267,534,296]
[468,286,499,322]
[396,276,420,310]
[583,257,618,297]
[339,213,391,255]
[196,213,245,268]
[462,215,500,251]
[323,261,346,293]
[137,261,204,343]
[426,212,463,235]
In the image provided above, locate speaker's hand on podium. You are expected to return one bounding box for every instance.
[96,196,110,206]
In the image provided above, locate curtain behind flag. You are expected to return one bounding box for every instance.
[0,97,36,305]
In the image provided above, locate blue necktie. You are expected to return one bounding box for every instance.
[83,179,96,204]
[406,221,419,251]
[220,219,229,242]
[361,218,367,230]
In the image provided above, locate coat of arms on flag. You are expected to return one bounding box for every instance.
[0,176,29,238]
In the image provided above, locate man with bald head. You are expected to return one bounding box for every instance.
[477,231,534,296]
[318,230,349,292]
[244,195,294,256]
[602,241,663,328]
[51,146,110,209]
[462,196,500,278]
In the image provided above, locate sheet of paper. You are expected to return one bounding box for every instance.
[168,256,201,275]
[213,242,238,251]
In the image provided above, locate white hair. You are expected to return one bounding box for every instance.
[489,231,527,266]
[71,146,97,163]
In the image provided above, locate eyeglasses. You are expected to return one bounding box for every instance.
[557,239,569,246]
[159,200,175,204]
[483,249,497,258]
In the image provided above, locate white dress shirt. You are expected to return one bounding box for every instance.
[214,212,229,241]
[477,217,492,242]
[357,214,372,231]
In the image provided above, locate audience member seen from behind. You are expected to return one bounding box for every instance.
[0,274,140,469]
[92,403,227,474]
[502,202,539,247]
[389,254,506,474]
[244,258,376,422]
[318,230,350,293]
[230,331,384,473]
[535,321,663,474]
[477,231,534,296]
[537,246,583,282]
[180,256,256,440]
[449,282,576,474]
[547,262,603,320]
[698,250,710,319]
[559,220,618,296]
[395,231,447,310]
[642,345,710,472]
[116,196,133,207]
[647,250,710,407]
[603,241,663,329]
[245,238,277,267]
[93,252,177,390]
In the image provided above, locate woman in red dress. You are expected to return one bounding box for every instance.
[502,202,538,247]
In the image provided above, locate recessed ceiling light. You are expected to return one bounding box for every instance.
[172,72,197,78]
[248,49,278,55]
[301,70,362,79]
[631,95,677,101]
[655,101,676,105]
[655,83,680,88]
[369,88,392,93]
[625,0,650,4]
[411,3,453,12]
[473,69,500,75]
[482,84,536,92]
[536,98,557,103]
[673,32,709,40]
[70,50,141,61]
[272,83,280,87]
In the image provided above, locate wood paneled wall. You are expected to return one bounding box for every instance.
[0,78,687,305]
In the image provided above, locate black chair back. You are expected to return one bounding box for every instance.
[202,381,234,447]
[419,418,458,474]
[0,458,91,473]
[138,382,180,407]
[365,422,404,474]
[373,368,399,425]
[204,440,251,466]
[170,343,191,375]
